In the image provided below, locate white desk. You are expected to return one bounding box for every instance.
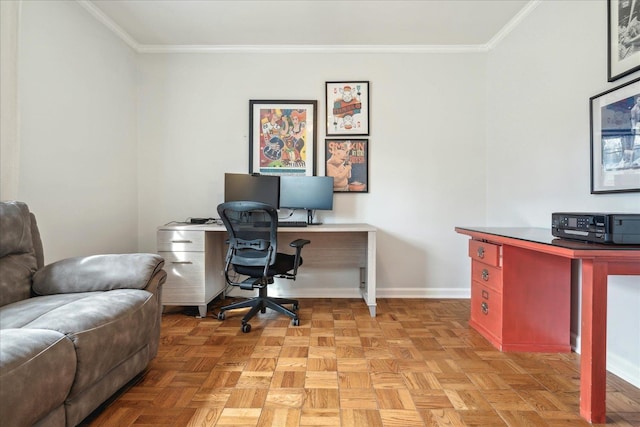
[157,223,377,317]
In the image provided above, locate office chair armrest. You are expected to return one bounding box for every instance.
[289,239,311,248]
[289,239,310,278]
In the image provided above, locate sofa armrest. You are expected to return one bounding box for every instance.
[32,253,165,295]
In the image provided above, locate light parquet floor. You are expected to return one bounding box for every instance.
[85,298,640,427]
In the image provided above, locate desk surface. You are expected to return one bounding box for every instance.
[455,226,640,258]
[160,222,376,233]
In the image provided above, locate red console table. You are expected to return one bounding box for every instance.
[455,227,640,424]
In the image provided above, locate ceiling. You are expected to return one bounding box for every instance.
[85,0,534,51]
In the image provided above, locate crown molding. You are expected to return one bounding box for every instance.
[486,0,541,50]
[76,0,139,51]
[136,44,489,54]
[78,0,538,55]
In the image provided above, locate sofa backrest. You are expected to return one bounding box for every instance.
[0,201,42,307]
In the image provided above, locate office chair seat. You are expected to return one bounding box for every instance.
[216,201,310,333]
[233,253,302,278]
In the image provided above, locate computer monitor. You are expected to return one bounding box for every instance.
[279,176,334,211]
[224,173,280,208]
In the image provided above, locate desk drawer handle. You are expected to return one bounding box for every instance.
[481,269,490,281]
[481,302,489,315]
[171,261,193,265]
[482,290,489,300]
[171,240,193,244]
[477,246,485,259]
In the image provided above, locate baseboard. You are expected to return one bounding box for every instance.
[570,331,580,353]
[225,287,362,299]
[607,352,640,389]
[375,287,471,299]
[226,287,471,300]
[571,332,640,389]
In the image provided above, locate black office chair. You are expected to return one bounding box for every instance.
[216,201,310,333]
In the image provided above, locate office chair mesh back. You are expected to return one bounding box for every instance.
[217,201,298,280]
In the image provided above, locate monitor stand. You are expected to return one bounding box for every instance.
[307,209,322,226]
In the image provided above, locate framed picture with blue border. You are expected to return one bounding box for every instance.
[590,77,640,193]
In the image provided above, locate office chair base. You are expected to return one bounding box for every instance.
[217,292,300,332]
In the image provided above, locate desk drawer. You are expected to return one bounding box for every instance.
[468,240,501,267]
[158,230,205,252]
[159,251,206,303]
[471,260,502,292]
[471,282,502,340]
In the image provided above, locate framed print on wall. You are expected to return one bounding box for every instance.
[325,138,368,192]
[249,100,317,176]
[590,76,640,193]
[326,81,370,136]
[608,0,640,81]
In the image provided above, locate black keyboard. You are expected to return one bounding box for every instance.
[278,221,308,227]
[253,221,308,228]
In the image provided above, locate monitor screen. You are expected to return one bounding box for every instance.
[224,173,280,208]
[279,176,334,210]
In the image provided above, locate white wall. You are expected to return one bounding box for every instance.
[486,0,640,387]
[17,0,139,262]
[136,52,487,297]
[1,1,20,201]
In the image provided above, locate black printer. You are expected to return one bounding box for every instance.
[552,213,640,244]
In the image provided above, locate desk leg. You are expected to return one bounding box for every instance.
[197,304,207,318]
[580,259,608,424]
[367,230,376,317]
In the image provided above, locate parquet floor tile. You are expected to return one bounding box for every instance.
[83,298,640,426]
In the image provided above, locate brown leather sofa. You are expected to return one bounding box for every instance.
[0,201,166,426]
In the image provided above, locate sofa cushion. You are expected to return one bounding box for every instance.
[0,201,37,307]
[0,290,157,398]
[0,293,98,329]
[0,328,76,427]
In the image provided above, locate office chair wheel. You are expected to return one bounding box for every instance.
[217,312,225,321]
[242,323,251,333]
[292,317,300,326]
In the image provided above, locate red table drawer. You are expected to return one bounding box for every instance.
[471,260,502,292]
[469,239,501,267]
[470,282,502,341]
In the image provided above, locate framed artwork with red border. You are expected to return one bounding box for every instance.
[326,81,370,136]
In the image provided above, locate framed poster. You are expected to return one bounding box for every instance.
[249,100,317,176]
[608,0,640,82]
[590,77,640,193]
[326,81,370,136]
[325,139,368,192]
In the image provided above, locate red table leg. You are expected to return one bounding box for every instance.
[580,259,608,424]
